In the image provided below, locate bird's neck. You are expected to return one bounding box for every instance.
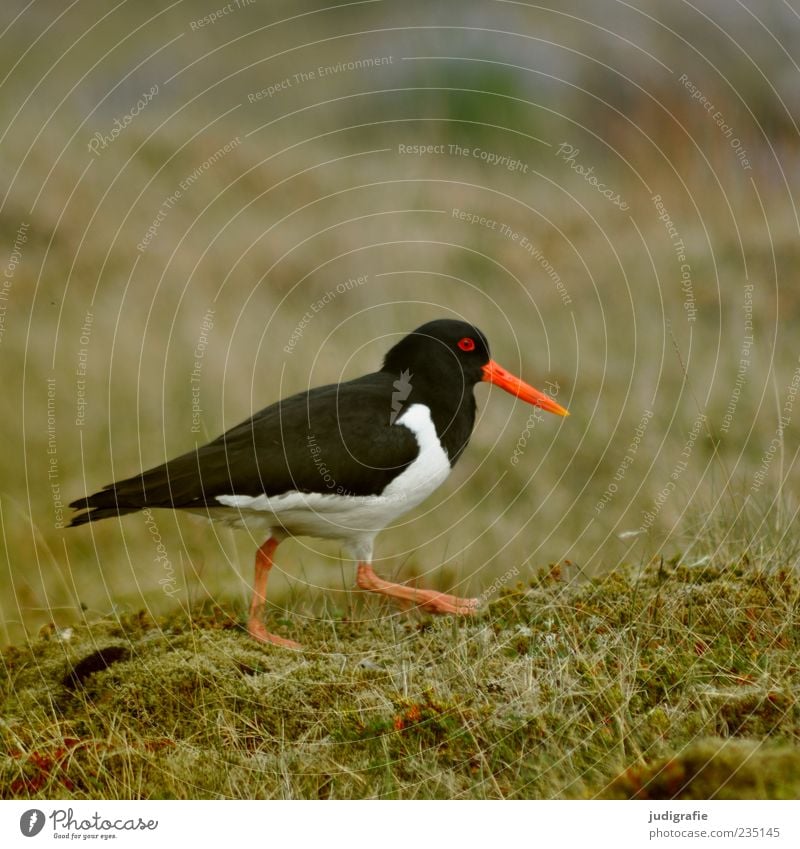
[388,370,477,466]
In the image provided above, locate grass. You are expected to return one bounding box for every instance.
[2,548,799,799]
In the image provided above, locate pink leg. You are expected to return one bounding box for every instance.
[356,563,479,615]
[248,537,301,649]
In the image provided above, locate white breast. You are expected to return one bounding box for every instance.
[381,403,451,509]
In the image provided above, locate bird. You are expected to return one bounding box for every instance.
[69,319,568,648]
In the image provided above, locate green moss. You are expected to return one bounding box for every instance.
[2,558,799,799]
[607,739,800,799]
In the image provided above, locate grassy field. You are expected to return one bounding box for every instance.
[1,0,799,800]
[2,544,799,799]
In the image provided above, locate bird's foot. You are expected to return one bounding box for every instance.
[413,589,480,616]
[356,563,480,616]
[248,619,302,650]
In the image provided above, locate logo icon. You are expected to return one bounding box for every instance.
[20,810,45,837]
[389,369,413,424]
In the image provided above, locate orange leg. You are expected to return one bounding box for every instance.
[248,537,301,649]
[356,563,479,615]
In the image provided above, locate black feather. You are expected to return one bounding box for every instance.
[69,374,423,524]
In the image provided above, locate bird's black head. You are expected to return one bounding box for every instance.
[381,319,490,386]
[381,318,569,417]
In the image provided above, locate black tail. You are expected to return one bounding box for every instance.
[68,504,141,526]
[68,487,143,526]
[68,444,211,527]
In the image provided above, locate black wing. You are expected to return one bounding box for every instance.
[69,373,420,525]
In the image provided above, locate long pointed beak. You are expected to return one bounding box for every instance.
[482,360,569,417]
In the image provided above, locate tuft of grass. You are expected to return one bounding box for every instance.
[1,555,798,799]
[608,739,800,800]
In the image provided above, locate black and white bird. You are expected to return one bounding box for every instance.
[69,319,568,648]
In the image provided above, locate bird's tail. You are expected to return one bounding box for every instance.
[68,444,209,527]
[68,488,142,526]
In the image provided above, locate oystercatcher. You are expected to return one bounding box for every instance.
[70,319,568,648]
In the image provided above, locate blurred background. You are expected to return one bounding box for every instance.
[1,0,798,643]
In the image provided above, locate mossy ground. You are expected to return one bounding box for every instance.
[2,557,798,799]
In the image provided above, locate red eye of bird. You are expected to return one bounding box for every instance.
[458,337,475,352]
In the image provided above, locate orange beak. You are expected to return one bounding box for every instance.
[482,360,569,417]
